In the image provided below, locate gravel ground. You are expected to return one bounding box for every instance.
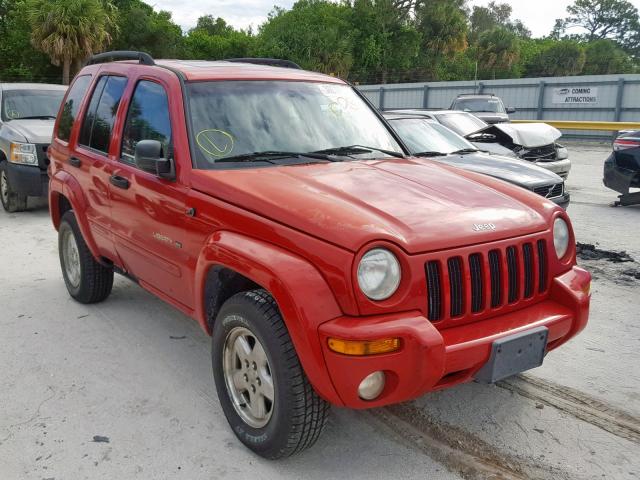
[0,143,638,479]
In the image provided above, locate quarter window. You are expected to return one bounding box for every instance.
[79,76,127,154]
[56,75,92,142]
[121,81,172,165]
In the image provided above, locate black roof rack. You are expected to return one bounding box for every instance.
[86,50,155,66]
[224,58,301,70]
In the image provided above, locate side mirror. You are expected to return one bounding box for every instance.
[134,140,175,180]
[506,107,516,114]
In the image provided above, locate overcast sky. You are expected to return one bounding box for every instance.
[152,0,640,37]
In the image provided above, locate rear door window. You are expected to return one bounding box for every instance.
[79,76,127,154]
[56,75,92,142]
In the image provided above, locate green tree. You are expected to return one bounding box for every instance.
[350,0,420,83]
[256,1,353,77]
[26,0,117,84]
[194,15,235,36]
[583,38,634,73]
[182,27,255,60]
[477,27,520,79]
[469,1,530,43]
[414,0,468,80]
[110,0,182,58]
[524,40,586,77]
[553,0,640,55]
[0,0,59,81]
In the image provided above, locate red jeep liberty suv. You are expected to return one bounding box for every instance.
[48,51,591,459]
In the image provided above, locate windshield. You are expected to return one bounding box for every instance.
[388,118,476,154]
[186,81,402,168]
[436,112,488,137]
[454,97,505,113]
[1,89,66,121]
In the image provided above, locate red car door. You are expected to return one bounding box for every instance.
[107,77,193,309]
[51,73,125,262]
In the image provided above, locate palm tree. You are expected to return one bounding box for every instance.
[26,0,117,84]
[477,27,520,79]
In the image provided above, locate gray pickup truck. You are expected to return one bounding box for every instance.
[0,83,67,212]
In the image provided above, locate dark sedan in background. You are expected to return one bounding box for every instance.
[386,109,571,180]
[384,112,570,209]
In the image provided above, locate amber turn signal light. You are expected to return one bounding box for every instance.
[327,337,400,356]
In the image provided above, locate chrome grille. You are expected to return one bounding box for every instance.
[533,183,563,199]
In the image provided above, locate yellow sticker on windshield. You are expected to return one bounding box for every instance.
[7,110,20,119]
[196,129,234,157]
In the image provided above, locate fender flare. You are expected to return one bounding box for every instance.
[195,230,344,405]
[49,169,101,260]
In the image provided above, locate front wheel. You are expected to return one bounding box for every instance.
[212,290,329,459]
[0,161,27,212]
[58,211,113,303]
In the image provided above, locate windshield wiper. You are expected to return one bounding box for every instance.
[10,115,57,120]
[312,145,404,158]
[450,148,479,155]
[215,150,336,164]
[414,151,448,157]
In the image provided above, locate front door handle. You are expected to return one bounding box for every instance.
[69,156,81,168]
[110,175,130,190]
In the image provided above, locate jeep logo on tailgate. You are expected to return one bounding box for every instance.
[473,223,496,231]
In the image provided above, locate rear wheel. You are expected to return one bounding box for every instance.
[0,161,27,213]
[59,210,113,303]
[212,289,330,459]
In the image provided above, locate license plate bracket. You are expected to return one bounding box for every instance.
[474,326,548,383]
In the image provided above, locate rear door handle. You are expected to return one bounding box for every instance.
[110,175,130,190]
[69,156,81,168]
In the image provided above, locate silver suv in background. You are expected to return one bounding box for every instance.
[450,94,515,124]
[0,83,67,212]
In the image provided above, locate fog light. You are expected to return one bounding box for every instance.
[358,371,385,400]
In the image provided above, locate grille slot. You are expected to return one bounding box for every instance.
[537,240,548,293]
[523,243,534,298]
[506,246,519,303]
[469,254,484,313]
[488,250,502,308]
[448,257,464,317]
[425,261,442,321]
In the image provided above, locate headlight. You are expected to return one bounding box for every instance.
[556,144,568,160]
[553,218,570,259]
[9,142,38,165]
[357,248,401,300]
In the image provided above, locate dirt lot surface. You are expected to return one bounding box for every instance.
[1,142,638,479]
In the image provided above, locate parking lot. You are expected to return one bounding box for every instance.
[0,142,638,480]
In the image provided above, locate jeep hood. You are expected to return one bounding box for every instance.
[2,119,55,144]
[192,159,551,254]
[470,123,562,148]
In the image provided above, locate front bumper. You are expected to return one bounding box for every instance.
[318,266,590,408]
[551,192,570,209]
[6,163,48,197]
[533,158,571,180]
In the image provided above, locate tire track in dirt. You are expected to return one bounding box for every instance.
[497,374,640,444]
[370,405,568,480]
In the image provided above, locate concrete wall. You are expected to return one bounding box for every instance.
[357,74,640,139]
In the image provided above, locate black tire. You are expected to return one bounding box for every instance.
[58,210,113,303]
[212,289,329,459]
[0,161,27,213]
